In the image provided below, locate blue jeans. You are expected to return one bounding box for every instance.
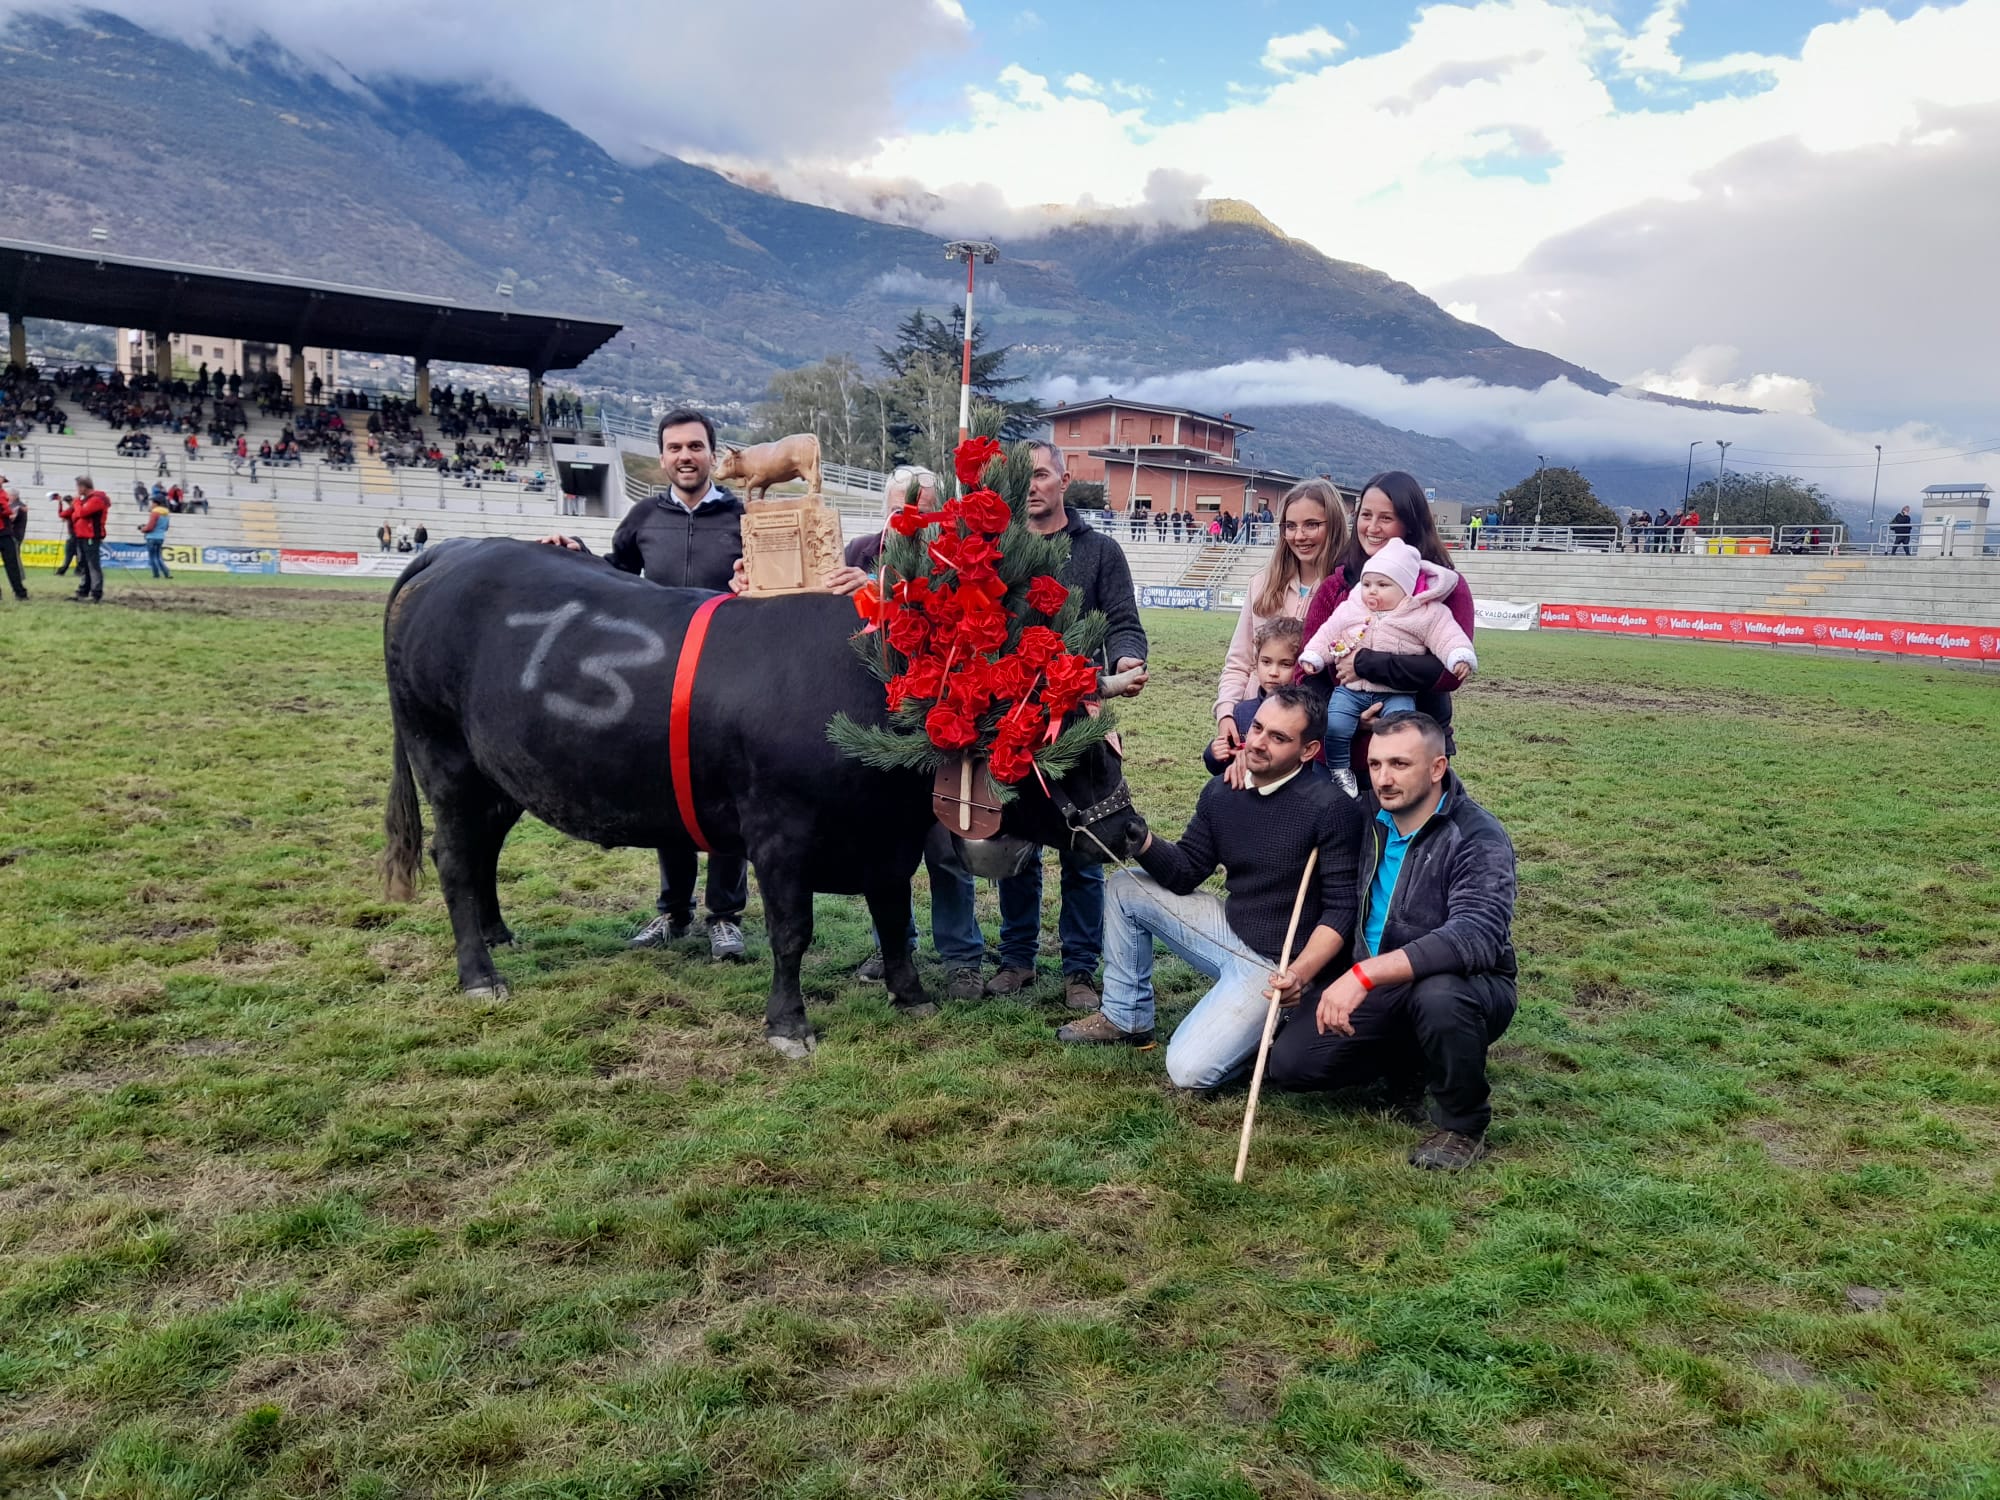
[998,844,1103,977]
[871,823,986,968]
[1101,870,1281,1089]
[146,538,171,577]
[1326,684,1414,767]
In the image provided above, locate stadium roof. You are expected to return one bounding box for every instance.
[0,238,621,373]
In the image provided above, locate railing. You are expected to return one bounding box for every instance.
[1080,510,1270,547]
[1450,524,1782,555]
[825,461,890,494]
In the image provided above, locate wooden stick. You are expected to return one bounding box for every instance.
[1234,848,1319,1184]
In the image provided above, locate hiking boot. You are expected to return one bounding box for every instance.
[1408,1130,1487,1172]
[1056,1010,1154,1048]
[708,920,747,962]
[629,913,690,948]
[984,966,1037,997]
[1063,973,1101,1012]
[943,967,985,1001]
[855,951,887,983]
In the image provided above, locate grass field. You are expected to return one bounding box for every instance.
[3,569,1998,1500]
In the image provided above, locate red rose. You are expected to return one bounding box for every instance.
[1016,625,1064,667]
[954,435,1003,487]
[899,657,944,700]
[955,608,1009,654]
[988,655,1036,702]
[889,504,938,538]
[1042,652,1100,716]
[960,488,1011,535]
[1026,574,1070,617]
[925,703,978,751]
[944,660,998,714]
[886,611,930,655]
[988,735,1036,784]
[999,698,1047,742]
[891,575,931,607]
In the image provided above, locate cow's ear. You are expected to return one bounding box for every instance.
[1106,730,1124,759]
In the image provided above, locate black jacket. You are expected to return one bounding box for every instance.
[1355,770,1517,982]
[601,486,743,592]
[1060,510,1147,668]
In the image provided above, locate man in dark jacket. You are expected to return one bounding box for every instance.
[1890,505,1914,556]
[0,482,27,601]
[987,440,1149,1010]
[1265,711,1517,1170]
[539,409,751,960]
[1062,687,1362,1088]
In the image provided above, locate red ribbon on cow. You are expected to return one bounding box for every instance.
[671,593,732,853]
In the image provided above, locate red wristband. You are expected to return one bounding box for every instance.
[1351,963,1374,991]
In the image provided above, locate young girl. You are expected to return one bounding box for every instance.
[1299,538,1476,791]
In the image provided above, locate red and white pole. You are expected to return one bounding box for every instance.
[943,240,998,495]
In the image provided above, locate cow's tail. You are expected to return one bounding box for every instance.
[379,550,437,902]
[381,722,424,902]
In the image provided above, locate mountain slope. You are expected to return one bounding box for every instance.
[0,11,1617,495]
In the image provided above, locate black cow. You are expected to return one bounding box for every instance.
[380,538,1147,1057]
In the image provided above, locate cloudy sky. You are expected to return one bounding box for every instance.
[25,0,1999,500]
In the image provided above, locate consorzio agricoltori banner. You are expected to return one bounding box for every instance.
[1538,603,1999,662]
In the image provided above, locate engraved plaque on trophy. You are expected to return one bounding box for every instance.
[740,495,843,596]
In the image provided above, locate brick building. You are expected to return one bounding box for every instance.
[1046,395,1303,519]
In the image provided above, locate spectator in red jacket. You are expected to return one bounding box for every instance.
[61,474,110,602]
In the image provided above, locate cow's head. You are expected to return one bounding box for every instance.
[974,710,1147,870]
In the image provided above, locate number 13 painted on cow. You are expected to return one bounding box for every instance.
[505,602,666,729]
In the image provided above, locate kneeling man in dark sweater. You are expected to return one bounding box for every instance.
[1265,711,1518,1170]
[1059,686,1365,1089]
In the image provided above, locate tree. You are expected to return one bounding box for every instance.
[1064,480,1107,510]
[1686,471,1840,531]
[878,309,1040,439]
[750,355,872,465]
[1493,466,1617,528]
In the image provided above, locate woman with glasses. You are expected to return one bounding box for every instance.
[1212,478,1350,765]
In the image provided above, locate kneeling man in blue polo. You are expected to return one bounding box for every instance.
[1059,686,1364,1089]
[1265,710,1519,1171]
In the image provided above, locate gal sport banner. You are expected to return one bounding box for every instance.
[1539,603,1999,662]
[37,542,410,577]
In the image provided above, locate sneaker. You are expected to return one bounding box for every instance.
[1408,1130,1487,1171]
[708,919,747,961]
[1055,1010,1155,1048]
[855,951,887,983]
[943,967,985,1001]
[1333,768,1359,798]
[629,913,690,948]
[1063,974,1100,1012]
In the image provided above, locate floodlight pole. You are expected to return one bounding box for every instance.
[1683,441,1699,506]
[1869,443,1882,525]
[943,239,999,492]
[1714,440,1731,529]
[1534,454,1546,536]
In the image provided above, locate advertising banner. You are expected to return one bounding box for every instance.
[1473,598,1540,632]
[1139,585,1216,610]
[202,546,281,575]
[21,539,63,567]
[162,542,225,572]
[1538,603,1999,662]
[100,541,154,569]
[279,549,362,575]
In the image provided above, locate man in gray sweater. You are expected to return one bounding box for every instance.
[987,440,1150,1010]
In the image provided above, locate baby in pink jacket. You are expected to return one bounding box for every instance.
[1299,538,1477,789]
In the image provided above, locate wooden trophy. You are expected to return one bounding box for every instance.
[740,495,844,596]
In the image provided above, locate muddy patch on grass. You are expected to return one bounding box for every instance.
[1741,1119,1817,1168]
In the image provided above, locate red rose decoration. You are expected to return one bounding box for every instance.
[960,488,1011,535]
[999,698,1047,742]
[954,435,1003,487]
[988,735,1036,784]
[1026,574,1070,617]
[944,659,998,714]
[889,504,937,538]
[955,608,1009,655]
[852,580,889,625]
[925,702,978,751]
[1016,625,1064,667]
[1042,652,1100,716]
[988,655,1036,702]
[898,657,944,701]
[886,611,930,655]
